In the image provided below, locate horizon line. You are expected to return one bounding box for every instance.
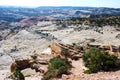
[0,5,120,9]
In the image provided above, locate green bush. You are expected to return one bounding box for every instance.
[42,56,72,80]
[82,48,118,74]
[12,69,25,80]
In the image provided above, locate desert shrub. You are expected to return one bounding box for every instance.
[42,56,72,80]
[82,47,118,74]
[12,69,25,80]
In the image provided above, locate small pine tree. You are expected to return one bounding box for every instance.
[12,69,25,80]
[82,47,118,74]
[42,56,72,80]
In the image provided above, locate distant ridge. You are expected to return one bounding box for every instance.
[0,6,120,22]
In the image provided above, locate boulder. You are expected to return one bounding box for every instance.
[21,68,37,77]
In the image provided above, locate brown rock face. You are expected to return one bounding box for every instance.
[50,42,62,56]
[50,42,74,58]
[10,59,32,72]
[10,63,17,73]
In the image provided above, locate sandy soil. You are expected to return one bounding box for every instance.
[62,58,120,80]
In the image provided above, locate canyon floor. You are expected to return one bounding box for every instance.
[0,21,120,80]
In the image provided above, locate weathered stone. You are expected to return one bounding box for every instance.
[50,42,79,58]
[21,68,37,77]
